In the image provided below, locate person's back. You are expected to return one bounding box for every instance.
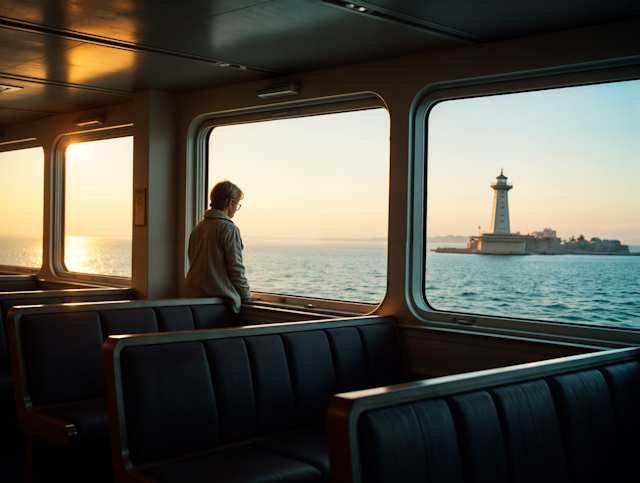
[184,181,253,313]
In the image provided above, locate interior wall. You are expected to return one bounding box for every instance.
[175,18,640,318]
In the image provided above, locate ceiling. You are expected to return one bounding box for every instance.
[1,0,638,127]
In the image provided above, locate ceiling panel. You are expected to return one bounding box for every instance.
[0,0,272,44]
[0,109,57,126]
[2,41,271,93]
[0,29,83,71]
[147,0,465,72]
[0,0,638,124]
[0,79,131,128]
[365,0,640,39]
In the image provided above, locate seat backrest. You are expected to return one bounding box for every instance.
[14,301,234,407]
[343,353,640,483]
[0,288,137,367]
[0,276,38,293]
[107,317,407,467]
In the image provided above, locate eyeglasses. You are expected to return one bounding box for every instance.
[232,200,241,210]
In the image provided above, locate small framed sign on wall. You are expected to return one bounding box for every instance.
[134,188,146,226]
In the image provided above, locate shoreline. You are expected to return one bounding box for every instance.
[431,247,640,256]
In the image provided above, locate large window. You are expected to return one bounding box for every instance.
[64,136,133,278]
[0,147,44,269]
[206,108,390,304]
[424,79,640,329]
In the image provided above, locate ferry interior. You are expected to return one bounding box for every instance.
[0,0,639,482]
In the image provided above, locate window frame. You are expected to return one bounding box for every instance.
[187,95,388,314]
[52,125,133,285]
[0,140,44,273]
[409,62,640,344]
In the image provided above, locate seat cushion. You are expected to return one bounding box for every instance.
[254,427,329,482]
[547,370,622,483]
[0,366,12,395]
[142,445,322,483]
[41,399,109,443]
[358,398,464,483]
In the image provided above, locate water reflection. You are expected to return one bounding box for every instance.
[64,235,131,277]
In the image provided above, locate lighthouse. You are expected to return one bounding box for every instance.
[489,170,512,234]
[475,170,532,255]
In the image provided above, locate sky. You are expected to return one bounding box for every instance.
[1,79,638,244]
[65,137,133,236]
[0,147,44,236]
[208,108,390,241]
[427,79,640,243]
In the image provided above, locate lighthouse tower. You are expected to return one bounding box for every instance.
[489,170,512,234]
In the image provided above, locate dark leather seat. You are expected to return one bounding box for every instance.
[143,445,323,483]
[41,400,109,443]
[12,300,236,449]
[355,360,640,483]
[113,321,406,482]
[0,366,12,395]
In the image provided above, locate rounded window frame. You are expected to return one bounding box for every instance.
[0,139,44,274]
[408,62,640,344]
[186,95,389,315]
[52,125,134,286]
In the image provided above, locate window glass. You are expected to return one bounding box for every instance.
[64,137,133,277]
[0,147,44,268]
[425,79,640,328]
[207,108,389,303]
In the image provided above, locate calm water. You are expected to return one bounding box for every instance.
[1,236,638,328]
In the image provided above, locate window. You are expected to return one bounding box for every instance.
[63,136,133,278]
[205,108,390,304]
[0,147,44,269]
[423,79,640,329]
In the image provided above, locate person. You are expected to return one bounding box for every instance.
[184,180,255,313]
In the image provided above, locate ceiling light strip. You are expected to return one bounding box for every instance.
[321,0,490,44]
[0,16,284,75]
[0,106,61,115]
[0,73,133,97]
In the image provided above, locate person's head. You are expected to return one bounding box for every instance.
[210,180,244,218]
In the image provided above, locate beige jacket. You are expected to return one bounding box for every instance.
[183,209,252,313]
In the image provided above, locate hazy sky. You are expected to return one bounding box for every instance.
[2,80,638,245]
[65,136,133,236]
[427,79,640,243]
[208,108,390,240]
[0,147,44,236]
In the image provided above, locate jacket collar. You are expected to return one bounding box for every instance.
[204,208,233,222]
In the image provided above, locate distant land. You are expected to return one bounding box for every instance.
[427,235,469,243]
[243,235,639,245]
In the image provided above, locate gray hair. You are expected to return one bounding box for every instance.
[210,180,244,210]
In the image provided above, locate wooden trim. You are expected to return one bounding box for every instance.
[0,287,136,300]
[106,315,393,350]
[103,315,395,481]
[0,275,36,283]
[327,346,640,483]
[8,296,226,320]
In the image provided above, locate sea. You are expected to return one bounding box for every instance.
[1,235,638,329]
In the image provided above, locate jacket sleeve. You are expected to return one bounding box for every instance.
[221,224,253,301]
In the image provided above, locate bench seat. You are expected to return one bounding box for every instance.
[8,298,233,448]
[104,316,408,483]
[40,400,110,444]
[0,288,137,421]
[143,429,327,483]
[328,347,640,483]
